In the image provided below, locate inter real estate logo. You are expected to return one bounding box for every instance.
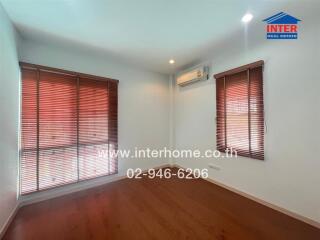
[263,12,301,39]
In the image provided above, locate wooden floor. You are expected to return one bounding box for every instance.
[4,169,320,240]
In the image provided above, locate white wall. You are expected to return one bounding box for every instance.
[174,5,320,223]
[18,38,170,203]
[2,0,319,228]
[0,3,20,235]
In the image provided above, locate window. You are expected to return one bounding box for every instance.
[215,61,264,160]
[20,63,118,195]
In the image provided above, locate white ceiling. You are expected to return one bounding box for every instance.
[1,0,291,74]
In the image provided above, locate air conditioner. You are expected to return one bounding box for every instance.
[176,66,209,86]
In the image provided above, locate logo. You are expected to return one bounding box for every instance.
[263,12,301,39]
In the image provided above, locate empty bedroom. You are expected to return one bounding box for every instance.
[0,0,319,239]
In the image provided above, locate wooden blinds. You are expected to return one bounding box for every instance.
[215,60,264,160]
[20,63,118,195]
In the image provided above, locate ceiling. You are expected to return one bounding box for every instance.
[1,0,292,74]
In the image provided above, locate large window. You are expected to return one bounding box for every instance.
[20,63,118,195]
[215,61,264,160]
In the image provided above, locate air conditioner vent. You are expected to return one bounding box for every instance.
[177,66,209,86]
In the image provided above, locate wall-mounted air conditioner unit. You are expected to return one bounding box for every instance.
[176,66,209,86]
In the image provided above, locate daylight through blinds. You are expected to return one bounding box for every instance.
[215,61,264,160]
[20,63,118,194]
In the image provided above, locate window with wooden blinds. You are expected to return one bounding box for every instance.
[215,60,264,160]
[20,62,118,195]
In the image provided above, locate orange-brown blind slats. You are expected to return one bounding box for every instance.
[216,77,226,152]
[21,68,38,194]
[249,66,264,159]
[215,63,264,160]
[108,81,118,172]
[38,71,78,190]
[79,78,110,180]
[20,64,118,195]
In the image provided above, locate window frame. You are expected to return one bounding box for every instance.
[19,62,119,195]
[214,60,265,160]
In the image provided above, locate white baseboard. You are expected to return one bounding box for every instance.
[1,164,171,237]
[20,164,171,207]
[172,163,320,230]
[0,203,20,239]
[6,163,318,237]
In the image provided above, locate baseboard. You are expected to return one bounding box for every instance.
[3,164,170,237]
[172,163,320,229]
[10,163,319,235]
[19,174,127,207]
[0,202,20,239]
[20,164,171,207]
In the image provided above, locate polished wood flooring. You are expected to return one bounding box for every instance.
[4,169,320,240]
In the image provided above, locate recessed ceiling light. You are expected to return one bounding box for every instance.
[242,13,253,23]
[169,59,175,64]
